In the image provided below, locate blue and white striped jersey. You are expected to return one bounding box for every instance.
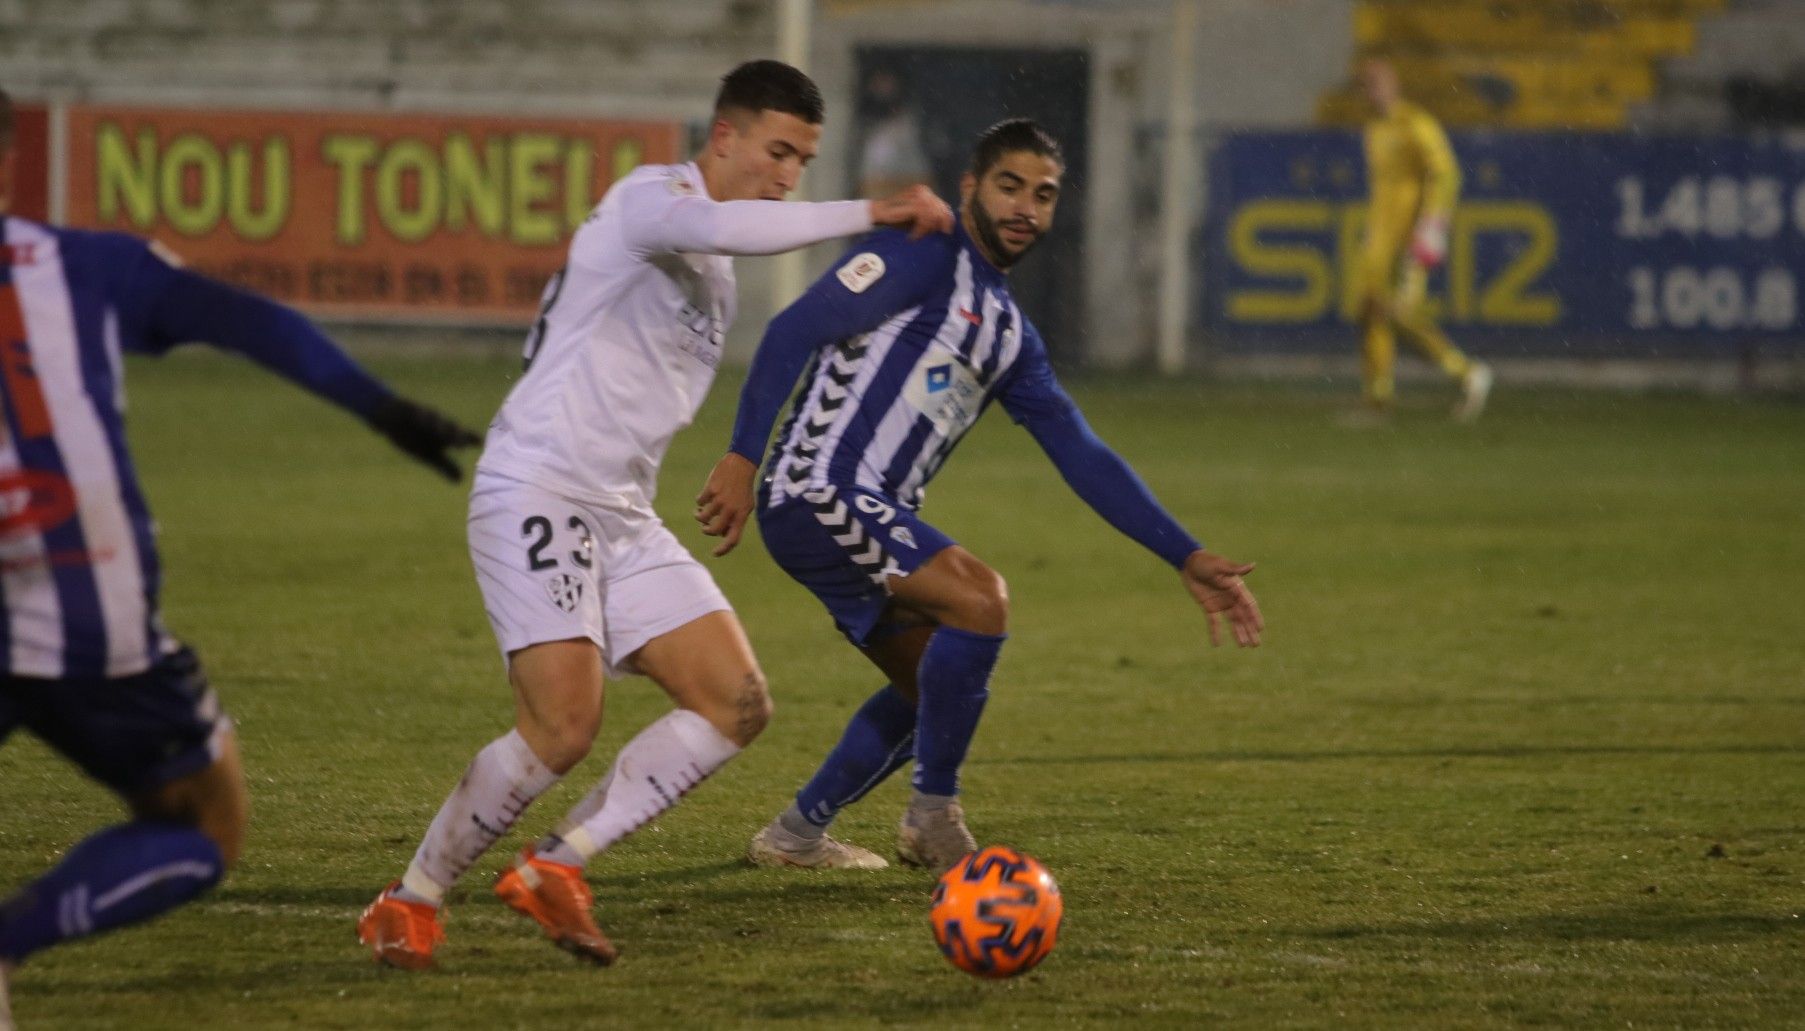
[1,215,393,679]
[0,216,178,679]
[758,223,1069,511]
[730,219,1204,570]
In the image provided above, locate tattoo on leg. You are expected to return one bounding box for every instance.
[734,673,768,742]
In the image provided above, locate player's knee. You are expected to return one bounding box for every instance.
[956,566,1010,635]
[136,750,250,868]
[722,668,772,746]
[508,645,605,773]
[675,667,770,748]
[203,794,250,869]
[198,759,250,869]
[534,719,599,774]
[515,695,600,772]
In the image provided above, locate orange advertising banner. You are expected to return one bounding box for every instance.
[10,104,50,222]
[61,106,682,322]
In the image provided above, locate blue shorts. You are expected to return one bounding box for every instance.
[0,646,228,795]
[758,485,956,646]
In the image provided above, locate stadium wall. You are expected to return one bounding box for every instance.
[13,1,1794,389]
[0,0,1360,370]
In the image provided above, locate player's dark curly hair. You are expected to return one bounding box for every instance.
[714,60,825,125]
[970,118,1064,178]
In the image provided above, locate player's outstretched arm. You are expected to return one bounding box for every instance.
[139,260,481,481]
[1179,550,1264,648]
[1031,409,1264,649]
[623,181,950,258]
[868,184,955,240]
[363,396,484,482]
[1001,334,1262,647]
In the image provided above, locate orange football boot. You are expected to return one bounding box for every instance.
[494,849,619,965]
[357,882,445,970]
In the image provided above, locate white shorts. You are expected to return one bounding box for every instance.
[467,473,730,678]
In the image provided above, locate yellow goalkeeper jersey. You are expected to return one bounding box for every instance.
[1362,101,1460,269]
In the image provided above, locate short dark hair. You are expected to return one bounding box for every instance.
[969,118,1064,178]
[0,87,13,155]
[714,60,825,125]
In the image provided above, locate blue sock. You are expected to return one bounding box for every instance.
[0,822,223,964]
[791,685,918,830]
[912,627,1005,797]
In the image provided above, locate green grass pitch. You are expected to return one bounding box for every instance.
[2,347,1801,1028]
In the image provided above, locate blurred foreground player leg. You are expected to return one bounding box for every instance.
[358,60,953,968]
[0,87,478,1013]
[698,120,1263,875]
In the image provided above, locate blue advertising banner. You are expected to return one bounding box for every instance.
[1204,130,1805,354]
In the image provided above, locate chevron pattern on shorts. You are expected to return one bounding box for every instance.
[803,485,902,587]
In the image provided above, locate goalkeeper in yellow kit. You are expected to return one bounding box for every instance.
[1355,59,1492,421]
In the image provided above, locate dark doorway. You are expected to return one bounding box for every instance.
[853,45,1090,362]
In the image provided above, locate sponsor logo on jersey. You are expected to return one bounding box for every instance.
[546,572,584,612]
[925,364,952,394]
[836,252,886,294]
[958,307,982,326]
[675,301,724,368]
[904,356,983,437]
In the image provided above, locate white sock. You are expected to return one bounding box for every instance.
[399,729,560,906]
[542,710,739,865]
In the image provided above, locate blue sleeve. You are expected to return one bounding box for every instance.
[114,238,393,417]
[998,328,1202,569]
[727,230,951,462]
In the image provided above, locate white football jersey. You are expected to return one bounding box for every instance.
[476,161,870,509]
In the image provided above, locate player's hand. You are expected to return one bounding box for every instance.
[1179,550,1263,648]
[696,452,759,557]
[365,395,482,482]
[869,184,954,241]
[1409,214,1449,268]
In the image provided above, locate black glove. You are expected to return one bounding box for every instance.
[365,396,482,482]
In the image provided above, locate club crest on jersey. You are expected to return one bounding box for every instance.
[546,572,584,612]
[836,252,885,294]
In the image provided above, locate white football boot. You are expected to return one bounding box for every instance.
[747,822,888,870]
[1454,362,1494,423]
[897,802,977,873]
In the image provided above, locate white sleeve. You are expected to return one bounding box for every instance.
[619,179,873,257]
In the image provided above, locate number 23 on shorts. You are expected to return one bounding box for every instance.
[520,514,594,571]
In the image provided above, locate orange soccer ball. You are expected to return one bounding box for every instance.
[929,845,1063,978]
